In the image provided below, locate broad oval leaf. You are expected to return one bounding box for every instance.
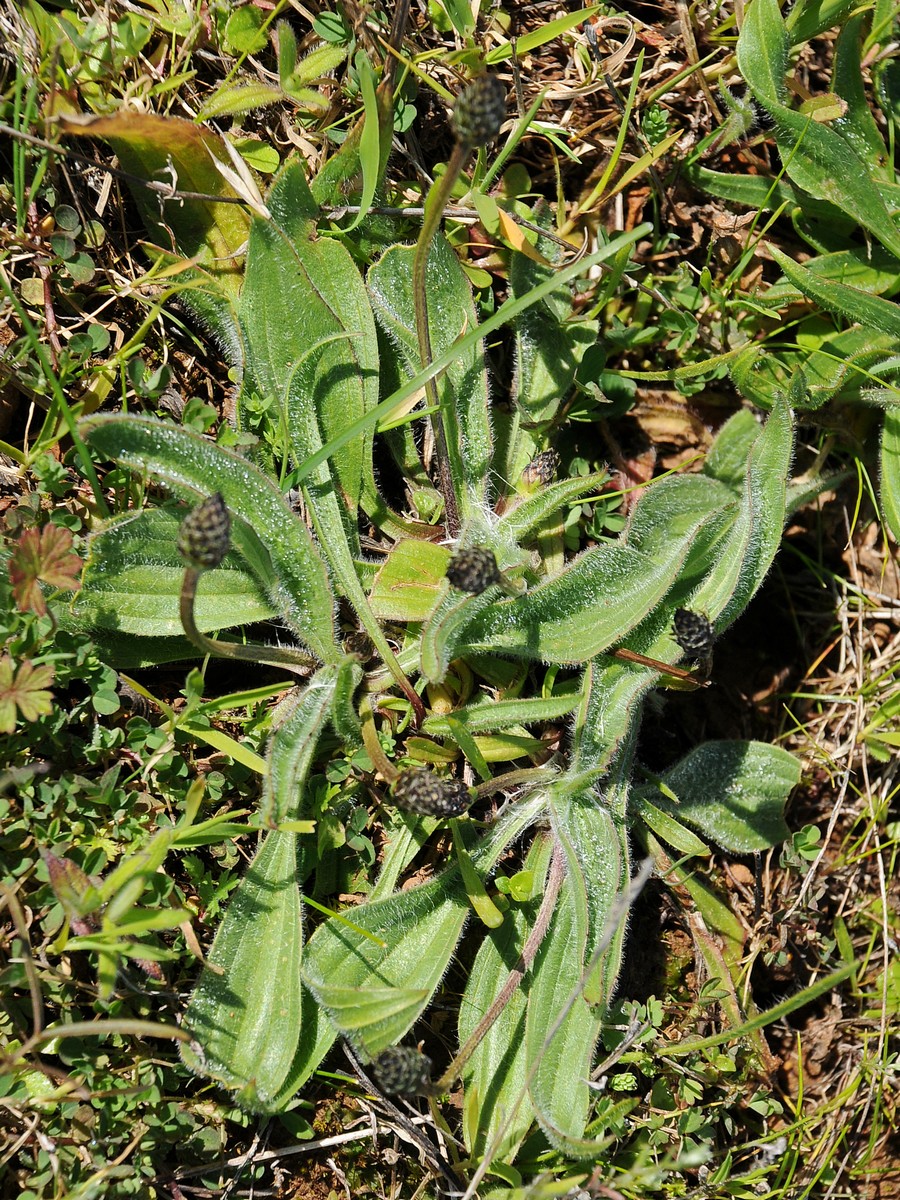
[240,161,379,511]
[57,111,250,295]
[655,740,798,852]
[74,508,272,638]
[703,409,764,491]
[81,415,340,663]
[368,538,452,622]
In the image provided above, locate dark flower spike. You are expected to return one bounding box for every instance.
[452,74,507,149]
[673,608,715,660]
[521,449,560,489]
[390,767,473,818]
[178,493,231,570]
[371,1045,433,1096]
[446,546,501,595]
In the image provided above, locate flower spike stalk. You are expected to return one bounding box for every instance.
[413,74,506,537]
[178,494,316,675]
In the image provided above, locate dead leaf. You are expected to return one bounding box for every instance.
[57,111,252,295]
[496,208,551,265]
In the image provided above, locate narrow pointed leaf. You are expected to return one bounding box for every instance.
[832,14,892,179]
[285,362,415,690]
[521,785,630,1149]
[423,692,580,737]
[461,904,535,1158]
[181,831,304,1108]
[881,407,900,543]
[633,796,711,857]
[262,669,341,825]
[420,586,499,683]
[769,244,900,337]
[510,237,599,424]
[369,238,493,520]
[498,471,610,544]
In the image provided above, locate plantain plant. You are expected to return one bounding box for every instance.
[71,65,802,1172]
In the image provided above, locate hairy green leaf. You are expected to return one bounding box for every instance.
[262,670,341,825]
[769,244,900,337]
[738,0,900,259]
[424,692,579,737]
[525,787,627,1149]
[181,831,304,1108]
[652,741,798,852]
[460,833,555,1159]
[75,508,272,637]
[881,407,900,543]
[688,397,793,629]
[369,238,493,521]
[302,793,547,1055]
[81,415,340,662]
[510,237,599,425]
[240,162,379,510]
[459,509,714,664]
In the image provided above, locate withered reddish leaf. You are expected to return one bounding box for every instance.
[0,656,55,733]
[8,526,83,616]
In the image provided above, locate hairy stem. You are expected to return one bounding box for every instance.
[435,839,566,1091]
[180,568,316,676]
[359,693,399,783]
[412,140,469,538]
